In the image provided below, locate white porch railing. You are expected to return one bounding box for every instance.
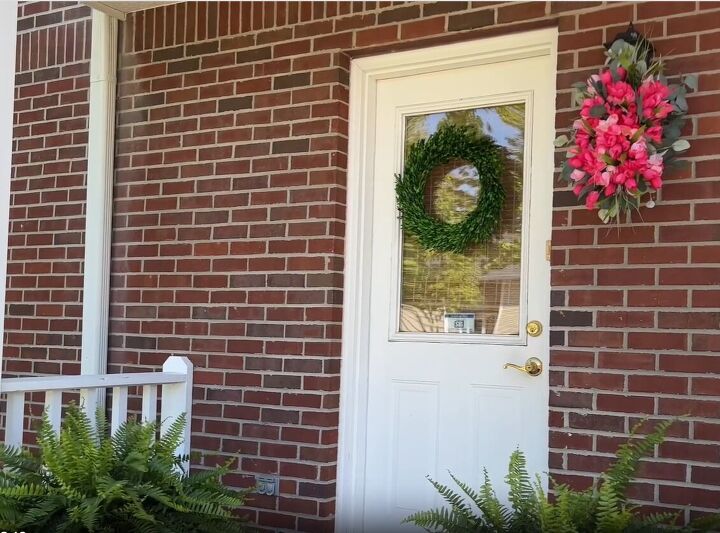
[0,356,193,459]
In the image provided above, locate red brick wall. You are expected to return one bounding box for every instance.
[4,1,91,380]
[550,2,720,521]
[6,0,720,530]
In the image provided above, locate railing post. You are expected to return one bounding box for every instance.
[160,356,193,471]
[44,390,62,436]
[79,388,98,432]
[141,384,158,424]
[5,391,24,447]
[110,386,128,435]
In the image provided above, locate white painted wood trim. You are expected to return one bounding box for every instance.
[84,2,127,20]
[0,1,18,391]
[0,371,187,393]
[2,356,193,446]
[335,28,558,532]
[110,386,128,434]
[81,11,118,397]
[142,384,158,423]
[160,356,194,469]
[44,390,63,434]
[5,391,25,447]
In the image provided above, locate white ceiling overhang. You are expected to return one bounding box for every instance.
[84,2,175,20]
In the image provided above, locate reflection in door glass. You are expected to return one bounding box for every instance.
[399,104,525,336]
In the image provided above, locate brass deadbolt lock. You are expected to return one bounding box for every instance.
[526,320,543,337]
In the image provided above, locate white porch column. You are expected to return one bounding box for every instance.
[80,10,118,411]
[0,1,18,389]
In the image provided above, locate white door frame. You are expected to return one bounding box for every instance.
[336,28,558,531]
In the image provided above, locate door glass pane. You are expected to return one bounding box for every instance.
[399,104,525,335]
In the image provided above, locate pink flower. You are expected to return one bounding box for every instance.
[607,81,635,106]
[629,139,648,163]
[571,169,586,181]
[646,126,663,143]
[639,79,673,120]
[642,153,665,189]
[598,171,612,187]
[600,69,613,87]
[585,190,600,210]
[580,95,607,120]
[573,184,584,196]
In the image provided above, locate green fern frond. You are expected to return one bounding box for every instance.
[506,448,540,531]
[406,421,710,533]
[0,405,246,532]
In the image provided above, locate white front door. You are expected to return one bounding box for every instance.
[338,29,557,532]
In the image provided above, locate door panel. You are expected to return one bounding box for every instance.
[361,51,554,530]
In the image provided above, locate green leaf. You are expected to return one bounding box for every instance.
[554,134,569,147]
[589,104,607,118]
[683,73,698,91]
[635,59,647,77]
[573,89,586,106]
[672,139,690,152]
[674,94,688,113]
[609,39,628,56]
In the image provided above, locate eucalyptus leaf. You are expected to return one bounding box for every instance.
[573,88,586,106]
[672,139,690,152]
[683,73,698,91]
[674,94,688,113]
[663,125,681,144]
[561,163,573,181]
[554,134,569,147]
[610,39,628,56]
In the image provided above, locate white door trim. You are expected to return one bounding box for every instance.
[336,28,558,532]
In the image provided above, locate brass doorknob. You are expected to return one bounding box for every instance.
[504,357,543,377]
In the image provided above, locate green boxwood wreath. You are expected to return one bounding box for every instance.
[395,124,505,253]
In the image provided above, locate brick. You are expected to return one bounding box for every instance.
[628,375,687,395]
[423,2,468,17]
[569,331,623,348]
[637,1,694,19]
[668,13,720,35]
[356,25,399,47]
[273,72,311,90]
[568,372,624,391]
[597,311,654,329]
[498,2,546,23]
[448,9,494,31]
[660,268,720,285]
[568,290,623,306]
[167,57,199,74]
[272,138,310,154]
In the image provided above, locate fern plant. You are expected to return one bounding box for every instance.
[406,421,720,532]
[0,403,248,532]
